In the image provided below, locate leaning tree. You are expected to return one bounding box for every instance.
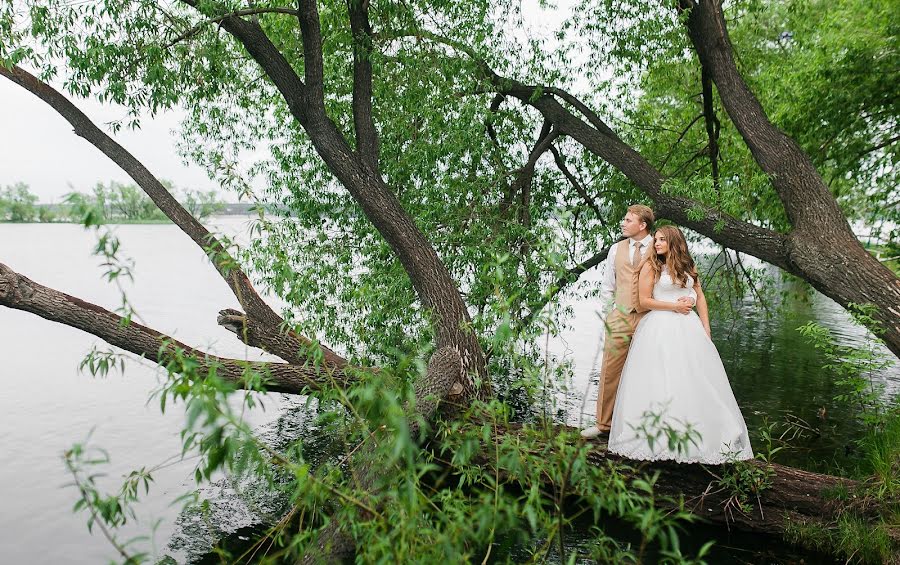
[1,0,898,561]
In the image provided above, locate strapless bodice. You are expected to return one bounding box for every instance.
[653,270,697,303]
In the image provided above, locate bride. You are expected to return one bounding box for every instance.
[607,225,754,464]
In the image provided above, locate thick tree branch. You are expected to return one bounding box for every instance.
[215,308,340,368]
[0,64,347,368]
[543,86,621,140]
[0,263,355,394]
[678,0,849,233]
[348,0,380,171]
[180,1,491,395]
[297,0,327,113]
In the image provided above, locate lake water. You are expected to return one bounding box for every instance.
[1,218,897,563]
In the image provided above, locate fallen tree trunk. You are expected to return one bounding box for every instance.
[589,444,851,535]
[491,424,897,546]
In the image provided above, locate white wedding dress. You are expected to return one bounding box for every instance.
[607,269,754,464]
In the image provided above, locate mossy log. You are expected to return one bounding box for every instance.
[495,424,899,559]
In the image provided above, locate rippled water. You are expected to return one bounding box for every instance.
[0,218,896,563]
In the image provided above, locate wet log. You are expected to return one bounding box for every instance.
[586,440,851,535]
[496,424,897,546]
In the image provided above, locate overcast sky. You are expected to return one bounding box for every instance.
[0,79,219,202]
[0,2,570,202]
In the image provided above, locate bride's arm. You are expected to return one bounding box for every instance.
[694,278,712,339]
[638,263,692,313]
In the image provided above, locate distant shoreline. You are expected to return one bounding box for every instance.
[0,202,260,224]
[31,201,258,215]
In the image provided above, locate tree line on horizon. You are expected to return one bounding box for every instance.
[0,181,226,223]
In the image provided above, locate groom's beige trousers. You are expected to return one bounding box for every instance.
[595,238,648,431]
[596,309,644,431]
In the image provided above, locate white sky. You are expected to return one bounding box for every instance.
[0,1,571,202]
[0,80,219,202]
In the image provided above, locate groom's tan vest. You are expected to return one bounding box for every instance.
[612,239,644,314]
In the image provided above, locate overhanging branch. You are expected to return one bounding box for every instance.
[0,263,355,394]
[401,30,790,271]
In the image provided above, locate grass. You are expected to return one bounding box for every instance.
[784,515,896,564]
[858,408,900,500]
[786,407,900,563]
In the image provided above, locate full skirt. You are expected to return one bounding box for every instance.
[607,310,753,464]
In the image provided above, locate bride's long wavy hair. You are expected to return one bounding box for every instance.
[647,225,698,288]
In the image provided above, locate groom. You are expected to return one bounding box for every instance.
[581,205,693,440]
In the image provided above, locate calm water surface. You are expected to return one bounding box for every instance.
[1,218,896,563]
[0,218,287,563]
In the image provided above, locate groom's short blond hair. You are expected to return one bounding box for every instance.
[627,204,655,231]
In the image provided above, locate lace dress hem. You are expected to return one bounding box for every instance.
[607,443,754,465]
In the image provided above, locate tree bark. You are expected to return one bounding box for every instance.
[0,263,355,394]
[179,0,489,399]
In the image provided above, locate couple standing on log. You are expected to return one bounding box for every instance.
[580,205,754,464]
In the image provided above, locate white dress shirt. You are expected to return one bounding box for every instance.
[598,233,654,317]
